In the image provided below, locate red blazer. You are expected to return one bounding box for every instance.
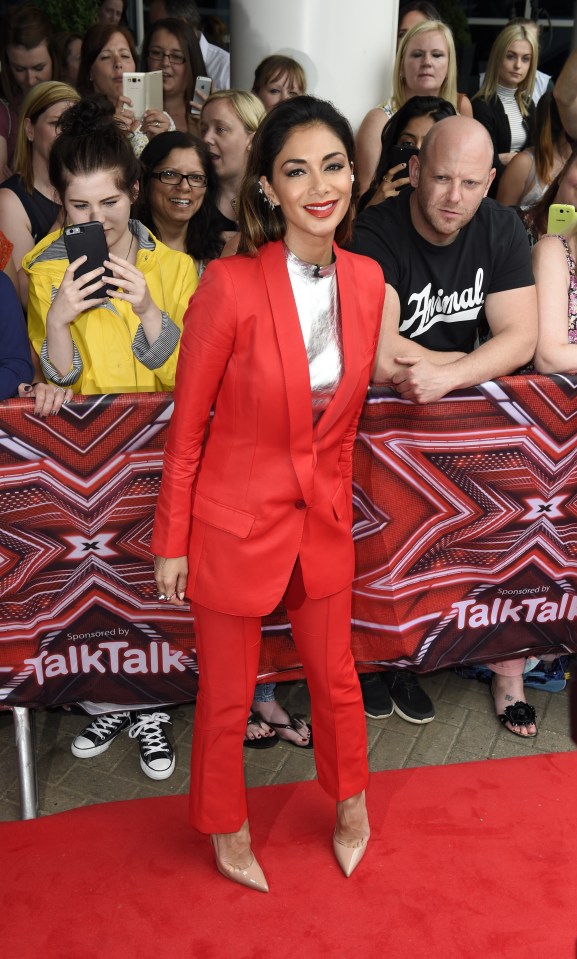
[151,239,385,616]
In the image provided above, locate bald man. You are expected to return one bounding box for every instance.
[351,115,537,404]
[351,116,539,734]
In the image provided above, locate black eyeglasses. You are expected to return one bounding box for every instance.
[148,49,186,65]
[151,170,208,188]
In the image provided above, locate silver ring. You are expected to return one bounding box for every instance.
[157,593,167,601]
[155,121,161,127]
[55,386,65,394]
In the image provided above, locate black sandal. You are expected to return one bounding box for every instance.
[497,700,538,738]
[243,711,279,750]
[255,711,314,749]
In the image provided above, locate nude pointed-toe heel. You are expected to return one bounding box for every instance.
[210,835,269,893]
[333,833,369,878]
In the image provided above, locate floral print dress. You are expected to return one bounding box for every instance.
[556,234,577,343]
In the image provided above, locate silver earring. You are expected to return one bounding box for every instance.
[258,181,276,210]
[351,174,355,182]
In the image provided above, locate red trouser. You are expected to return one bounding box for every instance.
[189,558,369,833]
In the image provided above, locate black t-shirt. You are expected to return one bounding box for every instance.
[350,188,534,354]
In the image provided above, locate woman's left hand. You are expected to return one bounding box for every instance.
[365,163,409,208]
[18,382,74,417]
[104,253,154,319]
[141,109,171,139]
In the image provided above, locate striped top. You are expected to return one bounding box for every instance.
[497,84,528,153]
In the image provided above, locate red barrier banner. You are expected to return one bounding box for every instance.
[0,377,575,709]
[347,376,577,673]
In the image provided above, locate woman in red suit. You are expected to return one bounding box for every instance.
[152,96,385,892]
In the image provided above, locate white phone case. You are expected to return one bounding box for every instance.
[122,71,163,120]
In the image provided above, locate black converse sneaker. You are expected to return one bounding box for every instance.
[71,711,132,758]
[129,711,175,780]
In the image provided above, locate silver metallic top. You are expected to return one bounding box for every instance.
[285,245,343,424]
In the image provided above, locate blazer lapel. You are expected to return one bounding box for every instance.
[260,242,315,501]
[315,247,365,439]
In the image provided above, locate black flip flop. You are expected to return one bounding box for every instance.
[257,711,314,750]
[243,711,279,750]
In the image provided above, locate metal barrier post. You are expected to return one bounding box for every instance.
[12,707,38,820]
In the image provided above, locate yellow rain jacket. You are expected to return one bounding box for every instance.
[24,221,198,394]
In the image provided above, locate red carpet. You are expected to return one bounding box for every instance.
[2,753,576,959]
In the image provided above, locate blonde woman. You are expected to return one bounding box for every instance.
[200,90,265,241]
[473,23,537,196]
[0,81,79,305]
[356,20,472,196]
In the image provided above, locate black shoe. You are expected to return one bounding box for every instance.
[129,711,176,780]
[359,672,394,719]
[71,711,132,758]
[383,671,435,724]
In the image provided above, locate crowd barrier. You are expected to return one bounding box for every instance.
[2,376,576,714]
[3,376,577,815]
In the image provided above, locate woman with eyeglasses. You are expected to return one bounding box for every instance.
[142,18,207,136]
[137,131,223,275]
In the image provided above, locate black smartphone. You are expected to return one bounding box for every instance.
[64,221,110,298]
[388,145,420,181]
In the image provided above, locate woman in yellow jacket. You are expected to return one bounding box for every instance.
[22,95,197,782]
[24,95,197,395]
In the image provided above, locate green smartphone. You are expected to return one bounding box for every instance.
[547,203,577,236]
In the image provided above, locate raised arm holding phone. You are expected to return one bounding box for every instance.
[142,18,209,135]
[24,96,198,395]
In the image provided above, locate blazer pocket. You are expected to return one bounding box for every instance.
[192,491,255,539]
[332,481,348,521]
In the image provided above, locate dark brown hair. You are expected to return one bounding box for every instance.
[141,18,206,110]
[48,95,140,204]
[77,23,137,97]
[0,5,60,105]
[137,130,222,261]
[523,146,577,240]
[237,95,355,256]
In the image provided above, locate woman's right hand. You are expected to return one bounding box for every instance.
[154,556,188,606]
[365,162,410,208]
[47,256,107,329]
[114,95,137,132]
[18,382,73,417]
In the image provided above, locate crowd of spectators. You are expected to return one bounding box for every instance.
[2,0,576,773]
